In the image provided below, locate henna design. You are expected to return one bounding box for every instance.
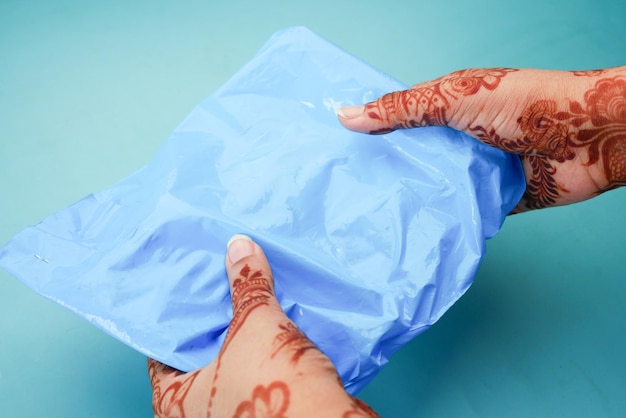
[365,68,517,132]
[233,381,290,418]
[148,359,201,418]
[207,264,275,415]
[517,99,577,161]
[521,155,562,209]
[578,77,626,186]
[227,265,274,344]
[469,124,567,209]
[438,68,518,95]
[471,124,532,153]
[364,67,625,209]
[342,397,380,418]
[472,76,626,209]
[366,84,450,128]
[271,322,319,366]
[519,77,626,207]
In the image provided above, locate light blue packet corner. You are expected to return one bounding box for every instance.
[0,27,525,393]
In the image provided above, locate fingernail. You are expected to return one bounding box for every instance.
[227,234,255,264]
[336,105,365,120]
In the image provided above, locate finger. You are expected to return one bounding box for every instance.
[223,234,326,369]
[224,235,281,333]
[219,236,360,416]
[337,88,449,135]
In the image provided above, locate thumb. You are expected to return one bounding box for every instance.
[337,87,449,135]
[337,68,521,136]
[336,91,412,135]
[224,234,339,372]
[224,235,283,339]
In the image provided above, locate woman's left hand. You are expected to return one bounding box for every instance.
[148,234,378,418]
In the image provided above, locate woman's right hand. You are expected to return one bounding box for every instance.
[337,66,626,212]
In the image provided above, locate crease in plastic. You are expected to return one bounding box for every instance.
[0,27,525,394]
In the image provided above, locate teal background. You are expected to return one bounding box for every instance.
[1,0,625,416]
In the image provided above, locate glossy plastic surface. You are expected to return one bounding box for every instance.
[1,1,625,416]
[0,27,523,393]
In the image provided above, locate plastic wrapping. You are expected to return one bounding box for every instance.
[0,27,525,393]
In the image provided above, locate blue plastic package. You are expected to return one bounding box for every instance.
[0,27,525,393]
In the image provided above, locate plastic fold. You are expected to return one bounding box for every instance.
[0,27,525,393]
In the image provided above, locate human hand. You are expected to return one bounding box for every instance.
[148,235,378,418]
[337,66,626,212]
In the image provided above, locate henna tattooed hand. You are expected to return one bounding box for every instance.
[148,235,379,418]
[337,66,626,212]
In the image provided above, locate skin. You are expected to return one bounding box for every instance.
[149,66,626,416]
[149,235,379,418]
[337,66,626,212]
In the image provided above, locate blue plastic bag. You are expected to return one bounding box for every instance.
[0,27,525,393]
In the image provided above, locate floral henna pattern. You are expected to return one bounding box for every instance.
[365,85,449,132]
[521,155,563,209]
[207,264,275,415]
[365,68,517,133]
[472,76,625,209]
[524,77,625,207]
[227,264,274,346]
[271,322,319,365]
[148,359,201,418]
[233,381,290,418]
[469,125,565,208]
[580,77,626,185]
[363,68,624,209]
[439,68,518,95]
[517,99,577,161]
